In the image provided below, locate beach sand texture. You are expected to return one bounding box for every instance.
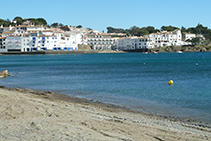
[0,87,210,141]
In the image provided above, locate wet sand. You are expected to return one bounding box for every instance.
[0,86,210,140]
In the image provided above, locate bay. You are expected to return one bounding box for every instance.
[0,52,211,124]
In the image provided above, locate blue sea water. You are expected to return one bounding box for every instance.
[0,52,211,124]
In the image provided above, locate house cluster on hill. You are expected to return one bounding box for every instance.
[0,21,206,53]
[0,23,85,53]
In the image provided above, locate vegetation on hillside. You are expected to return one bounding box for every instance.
[0,17,47,26]
[107,24,211,42]
[0,17,85,31]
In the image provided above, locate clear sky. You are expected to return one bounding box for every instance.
[1,0,210,32]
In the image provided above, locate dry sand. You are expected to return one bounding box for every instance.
[0,87,210,141]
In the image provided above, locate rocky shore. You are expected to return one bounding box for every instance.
[150,45,211,53]
[0,86,210,140]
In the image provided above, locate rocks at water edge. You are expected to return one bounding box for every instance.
[0,70,12,78]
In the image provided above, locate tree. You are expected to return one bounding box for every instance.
[0,19,5,25]
[59,23,64,27]
[107,27,115,33]
[13,16,23,25]
[86,27,92,31]
[192,37,200,45]
[60,25,70,31]
[186,37,200,45]
[161,25,179,31]
[146,26,157,34]
[137,28,149,36]
[130,26,140,36]
[37,18,47,25]
[181,26,186,33]
[107,26,125,33]
[51,22,59,27]
[76,25,82,28]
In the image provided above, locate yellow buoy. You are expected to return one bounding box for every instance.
[168,80,173,85]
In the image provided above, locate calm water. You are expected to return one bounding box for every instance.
[0,52,211,124]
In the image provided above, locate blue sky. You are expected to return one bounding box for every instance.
[1,0,210,32]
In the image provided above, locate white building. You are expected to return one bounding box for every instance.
[116,36,153,50]
[5,34,31,52]
[183,32,205,41]
[146,29,183,47]
[0,24,80,53]
[84,32,127,50]
[84,33,115,50]
[196,34,206,40]
[115,29,192,51]
[183,32,196,41]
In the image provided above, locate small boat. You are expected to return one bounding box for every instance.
[152,51,158,54]
[176,51,183,53]
[144,52,148,54]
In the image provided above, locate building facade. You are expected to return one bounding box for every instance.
[6,35,31,52]
[84,33,115,50]
[0,25,79,53]
[183,32,196,41]
[146,29,183,47]
[84,33,126,50]
[116,37,153,50]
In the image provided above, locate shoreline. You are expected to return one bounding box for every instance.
[0,46,211,55]
[0,50,125,55]
[0,85,210,140]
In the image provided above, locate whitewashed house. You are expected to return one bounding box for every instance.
[116,37,153,50]
[84,33,115,50]
[146,29,183,47]
[5,34,31,52]
[183,32,196,41]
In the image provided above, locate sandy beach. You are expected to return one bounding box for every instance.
[0,86,210,141]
